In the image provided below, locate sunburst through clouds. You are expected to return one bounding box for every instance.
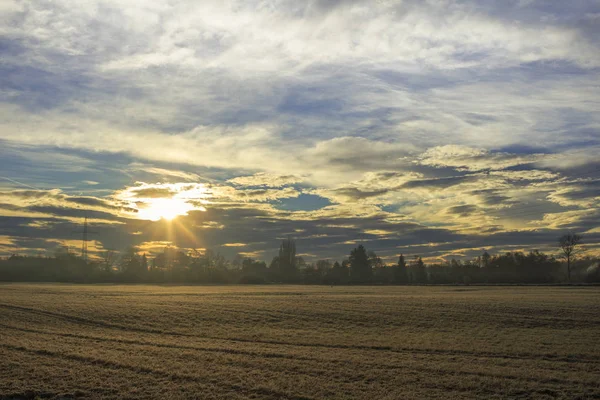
[113,182,212,251]
[116,182,210,222]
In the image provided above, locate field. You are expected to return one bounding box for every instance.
[1,285,599,399]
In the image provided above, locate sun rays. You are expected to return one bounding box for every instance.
[115,182,210,222]
[112,182,211,251]
[137,197,195,221]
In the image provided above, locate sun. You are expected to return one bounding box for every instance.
[117,182,210,221]
[138,198,194,221]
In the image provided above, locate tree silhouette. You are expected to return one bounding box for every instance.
[368,250,384,269]
[120,247,146,280]
[349,244,371,283]
[412,256,427,284]
[393,254,408,284]
[101,250,116,273]
[278,237,298,282]
[324,261,348,285]
[481,251,491,268]
[240,258,268,283]
[559,233,582,282]
[0,240,596,284]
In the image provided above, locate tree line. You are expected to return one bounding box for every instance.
[1,235,598,284]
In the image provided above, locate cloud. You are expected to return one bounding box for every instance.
[1,0,599,259]
[536,147,600,170]
[488,170,560,181]
[227,173,303,187]
[417,145,547,171]
[2,175,598,261]
[0,189,134,217]
[127,164,202,182]
[13,0,596,74]
[128,187,177,199]
[401,175,478,189]
[319,187,391,203]
[445,204,479,217]
[545,179,600,208]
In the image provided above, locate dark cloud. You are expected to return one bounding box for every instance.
[559,179,600,200]
[401,175,476,189]
[0,203,25,212]
[129,188,177,198]
[66,196,129,211]
[330,187,390,201]
[24,205,122,222]
[6,190,56,200]
[447,204,478,217]
[1,189,135,214]
[464,113,498,126]
[470,189,515,207]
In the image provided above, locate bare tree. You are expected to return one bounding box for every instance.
[559,233,582,282]
[101,250,116,273]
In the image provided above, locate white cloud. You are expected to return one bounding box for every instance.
[227,173,303,187]
[127,164,203,182]
[536,147,600,170]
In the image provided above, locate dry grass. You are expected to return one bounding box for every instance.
[0,284,599,399]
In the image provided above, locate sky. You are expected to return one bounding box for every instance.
[1,0,599,264]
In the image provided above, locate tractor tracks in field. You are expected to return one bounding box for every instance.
[2,322,599,389]
[0,343,314,400]
[1,336,597,391]
[0,303,190,336]
[3,338,598,400]
[2,303,600,368]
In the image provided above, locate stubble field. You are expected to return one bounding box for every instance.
[0,284,599,399]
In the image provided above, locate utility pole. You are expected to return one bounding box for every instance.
[73,212,97,263]
[81,214,89,262]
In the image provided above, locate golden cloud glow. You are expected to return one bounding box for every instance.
[115,182,210,221]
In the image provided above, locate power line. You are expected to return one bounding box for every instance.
[73,212,98,262]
